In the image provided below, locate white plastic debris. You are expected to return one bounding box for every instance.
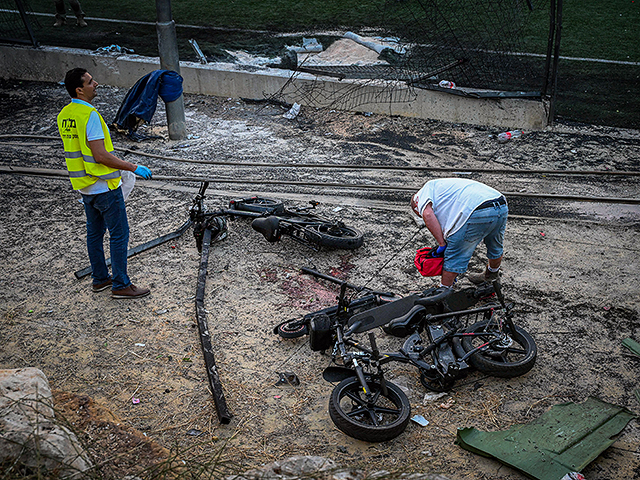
[411,414,429,427]
[283,103,301,119]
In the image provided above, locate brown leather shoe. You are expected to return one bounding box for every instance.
[111,284,150,299]
[92,278,113,292]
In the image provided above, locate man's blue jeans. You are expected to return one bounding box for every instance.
[81,187,131,290]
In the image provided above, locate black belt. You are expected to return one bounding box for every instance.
[476,196,506,210]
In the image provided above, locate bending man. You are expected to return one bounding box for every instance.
[58,68,152,299]
[411,178,508,289]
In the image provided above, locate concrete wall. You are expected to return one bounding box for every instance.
[0,44,549,130]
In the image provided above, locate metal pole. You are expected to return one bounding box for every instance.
[548,0,563,126]
[155,0,186,140]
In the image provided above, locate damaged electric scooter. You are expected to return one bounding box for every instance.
[189,181,364,252]
[274,269,537,441]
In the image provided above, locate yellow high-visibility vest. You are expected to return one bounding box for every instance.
[57,101,121,190]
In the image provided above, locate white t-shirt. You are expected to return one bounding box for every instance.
[413,179,502,239]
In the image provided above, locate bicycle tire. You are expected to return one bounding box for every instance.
[229,197,284,214]
[461,319,537,378]
[303,223,364,250]
[275,320,309,338]
[328,377,411,442]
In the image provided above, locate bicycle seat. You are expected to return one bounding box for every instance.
[251,216,281,242]
[383,304,427,337]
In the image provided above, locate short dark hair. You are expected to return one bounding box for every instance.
[64,68,88,98]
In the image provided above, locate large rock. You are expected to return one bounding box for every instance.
[0,367,92,477]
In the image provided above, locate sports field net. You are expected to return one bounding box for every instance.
[378,0,549,93]
[285,0,550,100]
[0,0,39,45]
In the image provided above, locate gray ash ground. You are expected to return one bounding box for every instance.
[1,79,639,479]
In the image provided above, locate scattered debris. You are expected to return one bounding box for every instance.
[186,429,203,437]
[456,397,636,480]
[188,39,208,64]
[283,103,301,120]
[285,38,323,54]
[423,392,448,403]
[275,371,300,387]
[95,44,134,55]
[439,398,456,409]
[131,397,140,404]
[411,414,429,427]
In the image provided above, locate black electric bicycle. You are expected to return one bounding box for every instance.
[189,182,364,252]
[274,270,537,441]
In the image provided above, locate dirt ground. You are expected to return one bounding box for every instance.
[1,78,640,479]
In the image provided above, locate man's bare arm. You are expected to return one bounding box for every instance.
[421,203,446,246]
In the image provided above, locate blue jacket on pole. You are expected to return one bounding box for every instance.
[112,69,183,134]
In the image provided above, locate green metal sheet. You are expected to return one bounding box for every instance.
[622,337,640,357]
[456,397,636,480]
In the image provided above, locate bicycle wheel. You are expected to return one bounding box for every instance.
[328,377,411,442]
[275,319,308,338]
[303,223,364,250]
[461,319,537,378]
[229,197,284,214]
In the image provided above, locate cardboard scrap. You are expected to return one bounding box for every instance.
[456,397,636,480]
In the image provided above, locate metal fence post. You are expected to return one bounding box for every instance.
[155,0,186,140]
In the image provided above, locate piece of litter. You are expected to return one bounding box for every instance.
[155,309,168,315]
[439,398,455,409]
[274,395,282,399]
[28,310,33,313]
[603,306,611,311]
[186,428,203,437]
[411,414,429,427]
[423,391,448,403]
[540,232,545,237]
[132,397,140,404]
[275,371,300,386]
[283,102,301,120]
[134,343,146,347]
[332,207,343,212]
[561,473,586,480]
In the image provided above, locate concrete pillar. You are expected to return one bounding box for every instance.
[156,0,186,140]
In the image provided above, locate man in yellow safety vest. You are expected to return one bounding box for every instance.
[58,68,151,299]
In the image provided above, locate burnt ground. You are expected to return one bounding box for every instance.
[1,79,640,479]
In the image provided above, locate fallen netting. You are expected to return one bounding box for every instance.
[456,396,637,480]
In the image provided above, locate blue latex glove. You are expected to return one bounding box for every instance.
[133,165,152,180]
[431,245,447,257]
